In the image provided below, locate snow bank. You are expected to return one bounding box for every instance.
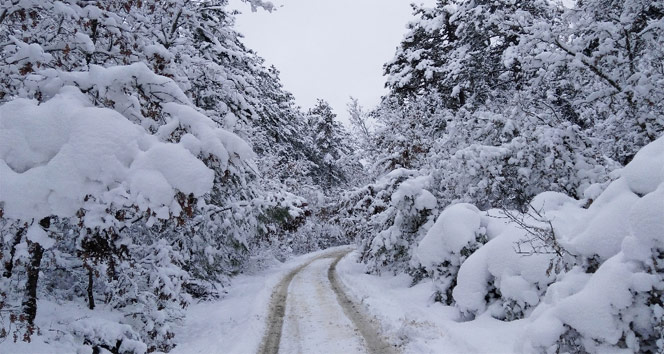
[452,219,555,319]
[336,251,526,354]
[565,178,640,260]
[413,203,488,304]
[620,135,664,195]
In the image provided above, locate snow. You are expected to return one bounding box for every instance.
[521,134,664,353]
[529,191,577,213]
[161,103,255,170]
[415,203,481,268]
[0,300,146,354]
[3,92,659,354]
[452,243,493,314]
[171,247,352,354]
[454,219,555,317]
[73,33,95,53]
[414,190,437,211]
[628,184,664,245]
[70,317,147,354]
[335,251,526,353]
[566,184,639,259]
[25,225,55,249]
[555,256,638,343]
[280,257,367,353]
[129,144,214,208]
[620,134,664,195]
[391,175,434,209]
[0,87,214,221]
[6,37,53,65]
[1,0,662,352]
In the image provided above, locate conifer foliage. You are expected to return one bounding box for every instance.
[339,1,664,352]
[0,1,353,352]
[1,0,663,352]
[305,99,359,190]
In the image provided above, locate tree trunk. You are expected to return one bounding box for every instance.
[86,264,95,310]
[3,226,25,278]
[22,241,44,325]
[22,217,50,325]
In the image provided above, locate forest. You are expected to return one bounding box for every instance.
[0,0,663,353]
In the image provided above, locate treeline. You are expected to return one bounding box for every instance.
[337,0,664,352]
[0,1,360,352]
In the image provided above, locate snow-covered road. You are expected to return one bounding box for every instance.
[173,247,523,354]
[259,250,397,354]
[279,256,366,353]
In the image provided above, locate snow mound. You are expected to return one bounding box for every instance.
[565,180,640,260]
[71,317,147,354]
[416,203,482,269]
[453,220,554,319]
[620,135,664,195]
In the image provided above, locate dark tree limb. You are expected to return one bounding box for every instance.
[3,225,26,278]
[553,38,622,93]
[85,264,95,310]
[22,242,44,325]
[21,217,50,325]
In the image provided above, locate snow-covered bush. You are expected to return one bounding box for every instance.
[70,318,147,354]
[523,135,664,353]
[355,170,438,275]
[433,111,610,211]
[451,209,563,320]
[414,203,488,304]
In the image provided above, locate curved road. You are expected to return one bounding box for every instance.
[258,250,398,354]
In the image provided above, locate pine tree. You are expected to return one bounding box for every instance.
[305,99,358,191]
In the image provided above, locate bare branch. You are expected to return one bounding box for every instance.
[552,38,622,93]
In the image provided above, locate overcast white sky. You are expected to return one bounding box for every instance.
[228,0,436,125]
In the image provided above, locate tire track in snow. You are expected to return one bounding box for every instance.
[257,257,314,354]
[257,248,399,354]
[328,254,399,354]
[257,249,350,354]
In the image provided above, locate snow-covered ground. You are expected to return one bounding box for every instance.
[176,246,525,354]
[0,300,144,354]
[336,251,525,354]
[0,247,353,354]
[171,246,355,354]
[280,256,366,354]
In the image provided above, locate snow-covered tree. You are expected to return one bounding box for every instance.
[305,99,359,191]
[0,0,323,351]
[341,170,438,275]
[520,0,664,164]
